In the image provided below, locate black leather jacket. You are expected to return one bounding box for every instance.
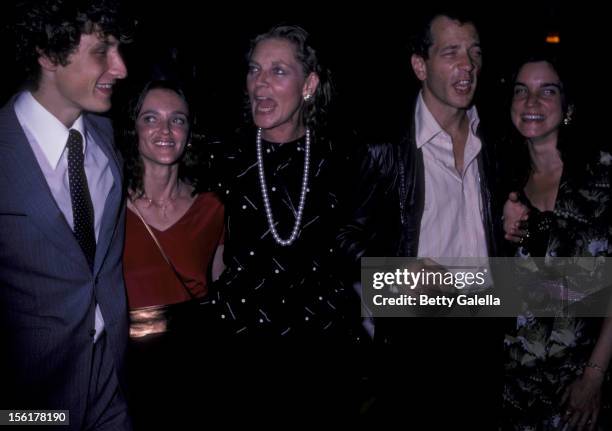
[338,101,503,270]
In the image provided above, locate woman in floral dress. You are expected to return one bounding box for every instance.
[502,52,612,430]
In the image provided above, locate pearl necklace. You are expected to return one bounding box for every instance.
[256,127,310,246]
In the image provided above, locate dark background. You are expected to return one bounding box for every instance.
[1,2,603,142]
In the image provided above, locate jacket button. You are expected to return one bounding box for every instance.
[89,329,96,337]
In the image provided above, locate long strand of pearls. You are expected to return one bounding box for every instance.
[256,127,310,246]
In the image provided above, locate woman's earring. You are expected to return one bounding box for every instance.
[563,106,574,126]
[304,94,313,102]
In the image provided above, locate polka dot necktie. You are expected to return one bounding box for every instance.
[67,129,96,269]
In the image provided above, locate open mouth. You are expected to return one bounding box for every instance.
[453,79,473,94]
[521,113,545,122]
[153,140,176,147]
[253,96,276,114]
[95,83,114,95]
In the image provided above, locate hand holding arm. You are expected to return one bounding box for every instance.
[503,192,530,243]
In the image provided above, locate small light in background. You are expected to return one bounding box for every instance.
[546,33,561,44]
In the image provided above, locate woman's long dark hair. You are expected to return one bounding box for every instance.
[502,48,586,193]
[118,79,203,198]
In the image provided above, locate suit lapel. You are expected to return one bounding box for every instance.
[84,115,124,276]
[0,100,89,266]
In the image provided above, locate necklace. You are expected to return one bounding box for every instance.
[139,185,180,219]
[256,127,310,246]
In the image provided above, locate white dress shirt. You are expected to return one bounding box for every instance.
[415,92,489,262]
[14,91,114,342]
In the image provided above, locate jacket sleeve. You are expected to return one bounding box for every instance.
[336,142,395,279]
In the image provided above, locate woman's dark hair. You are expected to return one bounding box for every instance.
[510,49,574,117]
[502,47,585,193]
[246,24,333,136]
[120,79,202,198]
[14,0,134,88]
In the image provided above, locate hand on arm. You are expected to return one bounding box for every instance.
[503,192,530,243]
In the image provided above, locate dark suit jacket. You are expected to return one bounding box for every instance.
[0,96,128,428]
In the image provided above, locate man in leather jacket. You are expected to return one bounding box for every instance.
[339,10,504,428]
[338,13,502,268]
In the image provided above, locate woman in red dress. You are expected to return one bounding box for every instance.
[119,79,224,429]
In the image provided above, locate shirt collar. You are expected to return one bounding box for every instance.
[15,91,86,170]
[414,91,480,149]
[415,92,443,149]
[466,103,480,137]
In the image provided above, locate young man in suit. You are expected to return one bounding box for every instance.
[0,1,133,429]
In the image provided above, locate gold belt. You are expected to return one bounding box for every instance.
[129,304,173,339]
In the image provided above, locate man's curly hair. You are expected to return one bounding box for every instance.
[14,0,134,88]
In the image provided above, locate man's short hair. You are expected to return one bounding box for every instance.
[410,9,479,60]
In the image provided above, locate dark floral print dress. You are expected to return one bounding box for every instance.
[503,150,612,430]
